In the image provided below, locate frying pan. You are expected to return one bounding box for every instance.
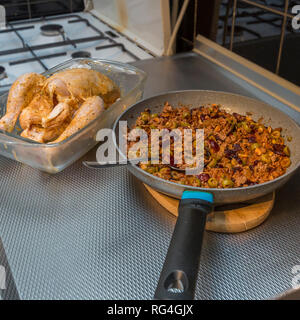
[112,90,300,300]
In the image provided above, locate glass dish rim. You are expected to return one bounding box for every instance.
[0,58,147,148]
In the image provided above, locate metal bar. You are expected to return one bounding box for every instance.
[0,36,109,57]
[240,0,295,19]
[171,0,179,30]
[61,31,77,49]
[7,21,47,70]
[44,15,106,46]
[6,22,25,47]
[95,44,126,50]
[25,44,48,70]
[247,16,281,27]
[68,18,105,37]
[275,0,289,74]
[10,14,103,36]
[166,0,190,56]
[8,14,104,39]
[68,18,90,25]
[9,52,67,66]
[26,0,31,19]
[0,26,34,33]
[105,31,118,38]
[222,0,233,46]
[160,0,172,55]
[65,35,77,48]
[229,0,237,51]
[221,9,271,19]
[193,0,198,43]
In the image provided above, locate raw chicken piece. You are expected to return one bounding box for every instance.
[0,73,46,132]
[44,68,120,106]
[21,96,104,143]
[20,124,68,143]
[20,76,73,130]
[10,68,119,143]
[53,96,105,143]
[41,99,76,129]
[19,93,53,129]
[45,77,71,104]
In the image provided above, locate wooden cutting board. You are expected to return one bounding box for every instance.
[144,184,275,233]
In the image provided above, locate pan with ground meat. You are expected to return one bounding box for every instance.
[129,103,291,188]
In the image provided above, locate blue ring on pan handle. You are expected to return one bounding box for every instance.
[181,190,214,203]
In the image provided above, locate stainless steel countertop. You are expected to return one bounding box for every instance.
[0,52,299,300]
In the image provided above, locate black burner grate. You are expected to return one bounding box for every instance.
[0,13,141,91]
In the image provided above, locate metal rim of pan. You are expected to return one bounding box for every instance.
[112,89,300,193]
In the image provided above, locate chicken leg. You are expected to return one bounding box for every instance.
[53,96,105,143]
[0,73,46,132]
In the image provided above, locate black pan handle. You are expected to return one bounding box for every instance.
[154,191,214,300]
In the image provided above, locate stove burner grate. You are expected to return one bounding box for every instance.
[0,14,141,75]
[40,24,64,36]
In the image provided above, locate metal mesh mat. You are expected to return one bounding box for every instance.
[0,153,299,300]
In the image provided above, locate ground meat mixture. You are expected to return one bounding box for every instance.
[128,103,291,188]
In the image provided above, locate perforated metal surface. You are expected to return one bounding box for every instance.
[0,158,174,299]
[0,156,299,300]
[0,53,299,300]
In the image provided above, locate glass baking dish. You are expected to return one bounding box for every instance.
[0,58,147,173]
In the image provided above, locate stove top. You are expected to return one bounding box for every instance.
[0,12,153,93]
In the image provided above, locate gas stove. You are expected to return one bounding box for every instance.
[0,11,153,93]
